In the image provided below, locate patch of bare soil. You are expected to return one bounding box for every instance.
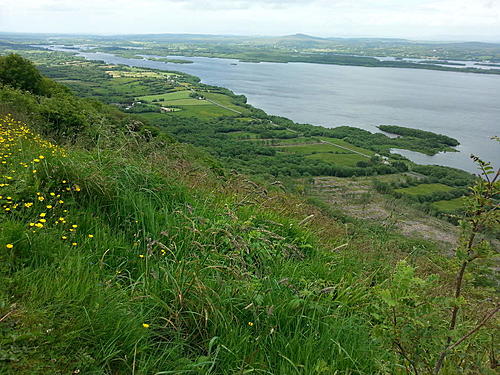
[311,176,459,248]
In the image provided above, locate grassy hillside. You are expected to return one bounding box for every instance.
[0,112,394,374]
[1,54,498,375]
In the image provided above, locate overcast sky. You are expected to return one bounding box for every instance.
[1,0,499,41]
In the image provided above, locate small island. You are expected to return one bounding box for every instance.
[148,57,194,64]
[378,125,460,155]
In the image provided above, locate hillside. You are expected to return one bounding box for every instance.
[0,54,499,374]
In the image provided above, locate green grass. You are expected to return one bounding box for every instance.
[319,137,377,156]
[165,98,211,106]
[432,197,467,212]
[1,115,401,374]
[274,137,320,145]
[166,104,236,119]
[203,92,248,113]
[138,90,191,102]
[225,131,259,138]
[395,183,454,196]
[272,141,375,167]
[1,55,492,375]
[278,143,351,154]
[306,153,370,167]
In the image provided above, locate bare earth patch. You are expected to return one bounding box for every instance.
[311,176,459,248]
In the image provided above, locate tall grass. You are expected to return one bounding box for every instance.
[1,115,448,374]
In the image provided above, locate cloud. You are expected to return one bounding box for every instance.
[156,0,315,9]
[0,0,499,41]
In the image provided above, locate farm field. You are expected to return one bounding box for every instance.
[319,137,377,156]
[203,92,247,113]
[273,137,319,144]
[226,131,259,139]
[277,143,352,154]
[395,183,454,196]
[164,104,236,118]
[106,70,177,78]
[306,152,369,167]
[164,98,211,106]
[432,197,467,212]
[138,90,192,102]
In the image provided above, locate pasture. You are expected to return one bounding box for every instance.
[395,183,454,196]
[306,153,369,167]
[432,197,467,212]
[138,90,192,102]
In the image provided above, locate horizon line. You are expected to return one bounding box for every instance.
[1,31,500,45]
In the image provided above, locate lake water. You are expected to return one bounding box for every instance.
[44,46,500,174]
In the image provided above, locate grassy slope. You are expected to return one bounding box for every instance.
[7,102,485,373]
[3,114,419,374]
[1,53,494,374]
[432,197,467,212]
[394,183,454,196]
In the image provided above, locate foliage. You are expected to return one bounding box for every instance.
[413,165,475,187]
[375,152,499,374]
[378,125,460,147]
[0,53,44,94]
[0,53,496,375]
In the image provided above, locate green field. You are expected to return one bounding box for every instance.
[272,137,318,145]
[319,137,377,156]
[306,153,369,167]
[278,143,351,154]
[226,131,259,139]
[107,70,177,78]
[432,197,467,212]
[138,91,191,102]
[164,98,211,106]
[278,141,373,167]
[203,92,247,113]
[166,105,235,118]
[395,183,454,196]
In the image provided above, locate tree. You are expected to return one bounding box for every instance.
[433,151,499,374]
[376,143,499,374]
[0,53,43,94]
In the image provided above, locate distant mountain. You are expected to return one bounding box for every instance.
[281,33,326,40]
[2,31,499,47]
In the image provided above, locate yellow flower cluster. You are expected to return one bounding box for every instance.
[0,114,93,247]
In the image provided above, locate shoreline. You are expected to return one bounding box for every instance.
[34,45,498,174]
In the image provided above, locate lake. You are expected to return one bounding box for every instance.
[45,46,500,174]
